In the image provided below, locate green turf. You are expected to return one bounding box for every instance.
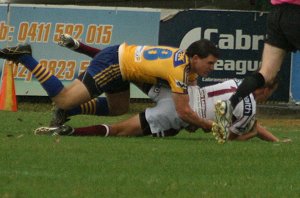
[0,109,299,198]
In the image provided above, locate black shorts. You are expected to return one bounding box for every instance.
[265,4,300,52]
[82,45,130,97]
[75,45,130,97]
[79,71,129,98]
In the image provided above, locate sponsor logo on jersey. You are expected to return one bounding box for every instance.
[200,89,206,118]
[243,96,253,116]
[135,46,144,62]
[173,49,186,67]
[175,80,187,90]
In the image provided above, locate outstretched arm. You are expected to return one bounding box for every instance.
[173,93,213,131]
[255,122,279,142]
[227,122,258,141]
[255,122,291,142]
[228,122,291,142]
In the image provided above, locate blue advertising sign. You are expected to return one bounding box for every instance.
[0,4,160,96]
[0,4,8,43]
[160,10,291,102]
[291,52,300,102]
[0,4,8,80]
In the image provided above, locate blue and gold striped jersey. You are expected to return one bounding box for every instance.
[118,43,197,94]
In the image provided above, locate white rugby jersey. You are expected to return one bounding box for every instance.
[146,79,256,135]
[188,79,256,135]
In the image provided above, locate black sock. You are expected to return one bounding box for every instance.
[230,72,265,108]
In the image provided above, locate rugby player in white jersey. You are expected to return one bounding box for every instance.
[35,77,290,143]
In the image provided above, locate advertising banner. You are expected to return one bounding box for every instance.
[0,4,8,79]
[0,4,160,97]
[291,52,300,102]
[160,10,291,101]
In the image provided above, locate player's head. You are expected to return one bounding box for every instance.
[186,39,219,77]
[253,74,279,102]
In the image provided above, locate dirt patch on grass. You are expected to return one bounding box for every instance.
[258,118,300,129]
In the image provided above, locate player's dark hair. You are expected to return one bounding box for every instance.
[185,39,219,59]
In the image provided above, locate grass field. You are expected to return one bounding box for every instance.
[0,103,299,198]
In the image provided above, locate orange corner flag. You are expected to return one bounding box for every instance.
[0,63,18,111]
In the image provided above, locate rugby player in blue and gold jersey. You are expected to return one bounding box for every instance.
[0,36,218,132]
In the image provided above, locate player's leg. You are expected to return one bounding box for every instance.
[215,46,286,139]
[110,114,144,136]
[0,45,63,98]
[49,70,107,126]
[229,4,295,110]
[280,3,300,51]
[51,79,91,109]
[63,82,147,118]
[35,113,145,136]
[72,104,181,137]
[81,44,130,116]
[214,5,294,131]
[109,111,180,137]
[51,33,102,123]
[49,83,146,127]
[88,82,150,116]
[38,85,181,137]
[58,34,100,58]
[49,34,102,125]
[73,112,146,136]
[49,79,130,127]
[60,87,130,117]
[0,44,92,109]
[35,110,180,137]
[230,43,285,108]
[50,76,130,128]
[51,44,129,126]
[70,68,131,117]
[34,124,110,136]
[50,88,130,126]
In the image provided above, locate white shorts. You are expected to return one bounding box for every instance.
[145,86,188,133]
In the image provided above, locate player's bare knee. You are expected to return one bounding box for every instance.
[51,90,71,109]
[52,99,72,110]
